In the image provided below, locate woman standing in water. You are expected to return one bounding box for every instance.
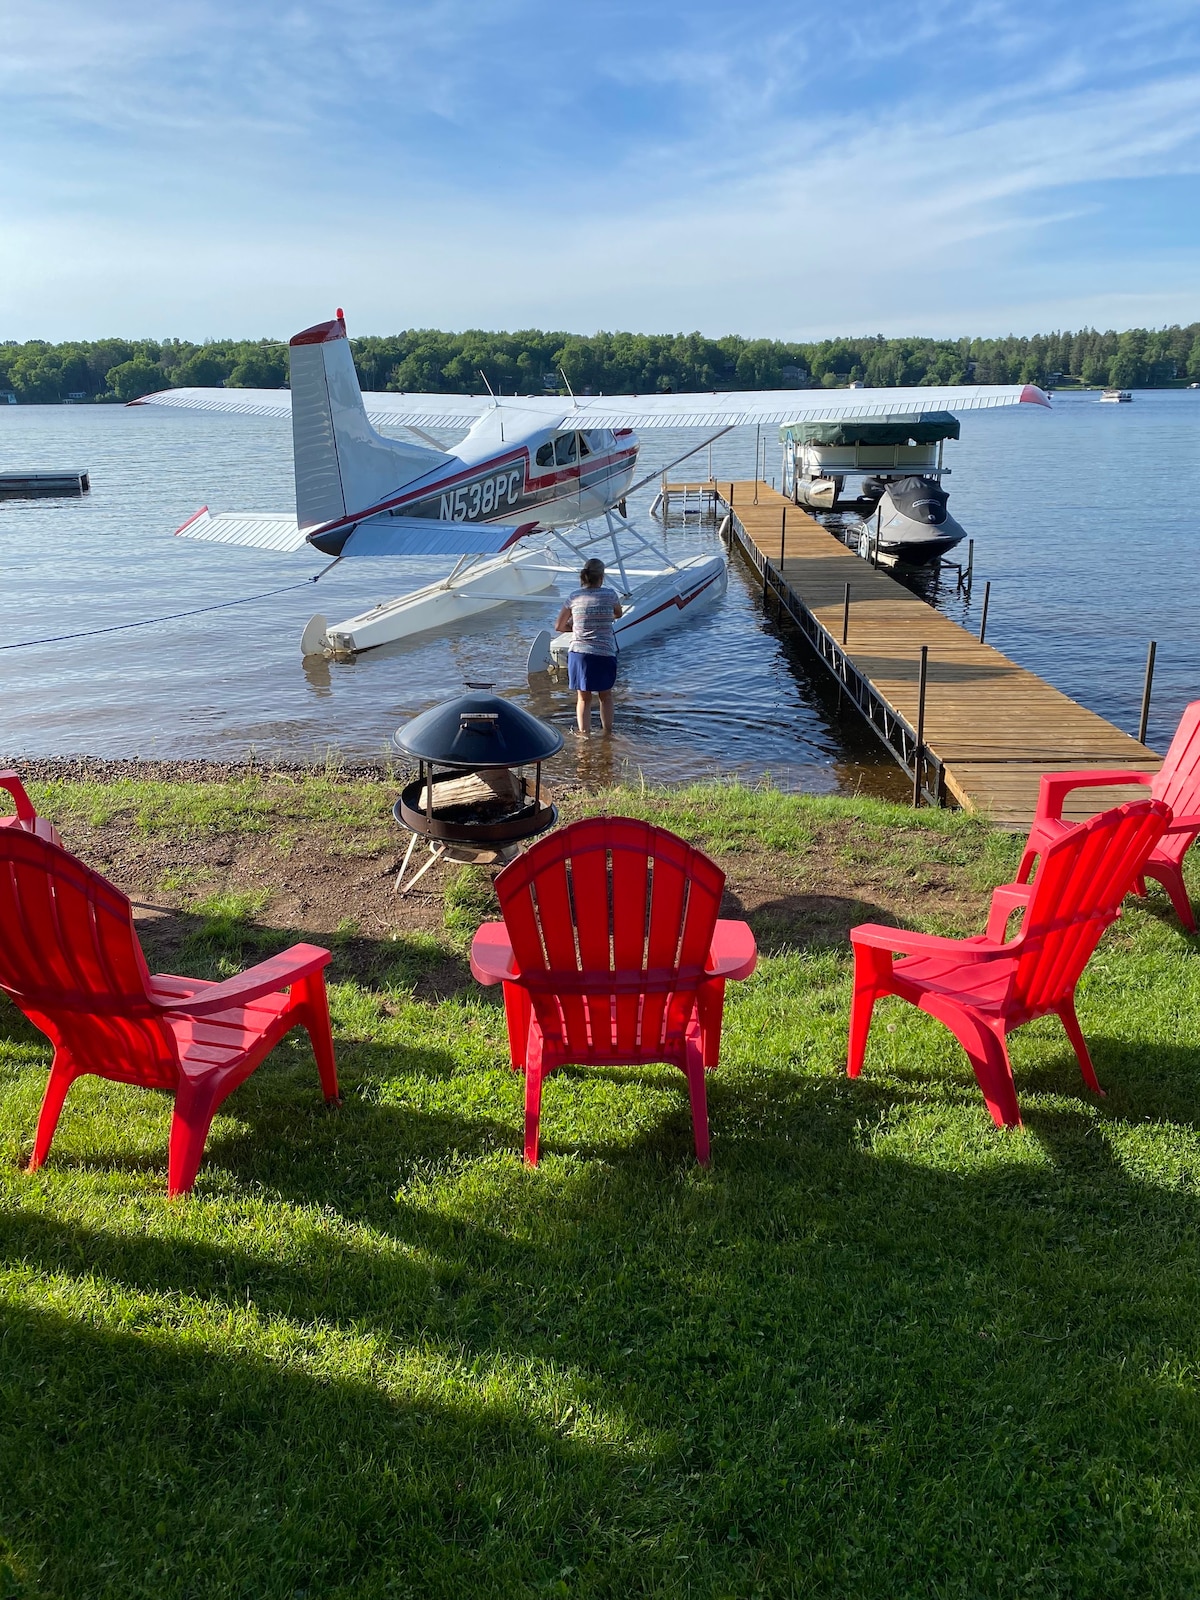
[555,557,623,735]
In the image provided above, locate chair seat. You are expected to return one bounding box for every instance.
[151,974,297,1073]
[893,942,1018,1013]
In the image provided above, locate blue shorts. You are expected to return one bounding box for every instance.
[567,651,617,692]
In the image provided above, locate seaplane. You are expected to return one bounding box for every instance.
[135,309,1050,667]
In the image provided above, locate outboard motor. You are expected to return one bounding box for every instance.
[870,475,966,565]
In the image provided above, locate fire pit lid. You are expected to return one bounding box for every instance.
[394,690,563,768]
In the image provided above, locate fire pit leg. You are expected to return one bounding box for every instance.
[396,844,450,896]
[393,831,446,896]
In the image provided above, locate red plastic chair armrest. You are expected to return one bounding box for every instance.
[470,922,519,985]
[1036,768,1154,821]
[706,919,757,980]
[850,922,1010,961]
[0,771,36,823]
[986,882,1033,942]
[1164,813,1200,835]
[159,943,331,1016]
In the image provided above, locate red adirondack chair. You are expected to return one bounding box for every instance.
[0,829,339,1196]
[1016,700,1200,931]
[470,817,757,1165]
[847,799,1170,1128]
[0,771,61,846]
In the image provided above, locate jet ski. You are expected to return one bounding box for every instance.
[857,475,967,565]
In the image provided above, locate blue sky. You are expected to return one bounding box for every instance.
[2,0,1199,340]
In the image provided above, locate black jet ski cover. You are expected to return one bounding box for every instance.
[885,476,949,525]
[859,476,888,505]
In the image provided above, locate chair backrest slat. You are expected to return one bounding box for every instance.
[496,818,726,1062]
[1014,799,1169,1012]
[1150,701,1200,866]
[0,832,178,1084]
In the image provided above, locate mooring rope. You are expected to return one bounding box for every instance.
[0,577,322,651]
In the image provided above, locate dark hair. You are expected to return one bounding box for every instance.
[580,558,605,588]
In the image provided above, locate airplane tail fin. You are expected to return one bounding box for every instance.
[288,310,450,529]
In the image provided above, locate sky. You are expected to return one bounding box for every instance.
[2,0,1199,341]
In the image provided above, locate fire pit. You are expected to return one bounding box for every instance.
[391,688,562,894]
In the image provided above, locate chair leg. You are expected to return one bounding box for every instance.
[696,978,726,1070]
[683,1045,711,1167]
[523,1063,544,1166]
[1143,861,1196,933]
[927,1002,1022,1128]
[847,946,891,1078]
[167,1077,222,1197]
[1056,999,1103,1095]
[965,1018,1021,1129]
[502,982,532,1071]
[28,1053,79,1172]
[296,974,340,1103]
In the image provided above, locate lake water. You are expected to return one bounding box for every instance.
[1,392,1197,792]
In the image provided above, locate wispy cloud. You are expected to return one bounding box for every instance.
[1,0,1198,338]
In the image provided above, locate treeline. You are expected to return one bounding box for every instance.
[2,322,1198,403]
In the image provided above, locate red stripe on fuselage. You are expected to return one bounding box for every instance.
[304,442,637,541]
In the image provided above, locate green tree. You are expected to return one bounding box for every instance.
[106,358,168,401]
[172,352,228,387]
[227,347,287,388]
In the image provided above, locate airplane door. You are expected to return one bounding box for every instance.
[553,429,581,519]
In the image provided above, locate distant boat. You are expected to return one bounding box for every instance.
[1100,389,1132,403]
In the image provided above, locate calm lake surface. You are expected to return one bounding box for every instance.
[1,392,1197,793]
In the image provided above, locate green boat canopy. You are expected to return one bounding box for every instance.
[779,411,960,446]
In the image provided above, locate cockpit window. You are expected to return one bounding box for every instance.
[535,442,554,468]
[582,430,606,452]
[577,432,591,457]
[553,433,577,466]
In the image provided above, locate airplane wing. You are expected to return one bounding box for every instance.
[563,384,1050,427]
[175,506,537,558]
[133,387,500,430]
[133,382,1048,432]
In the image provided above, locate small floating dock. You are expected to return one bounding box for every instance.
[670,480,1159,826]
[0,470,90,498]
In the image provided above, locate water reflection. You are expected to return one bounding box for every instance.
[301,654,333,696]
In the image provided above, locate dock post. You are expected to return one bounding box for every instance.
[753,426,760,503]
[965,538,974,593]
[1137,640,1157,745]
[661,474,668,519]
[780,508,786,567]
[872,510,881,569]
[842,583,850,645]
[978,581,991,644]
[913,645,929,807]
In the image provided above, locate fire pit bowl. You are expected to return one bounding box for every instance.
[391,689,563,893]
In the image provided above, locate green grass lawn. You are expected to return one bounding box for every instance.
[2,779,1200,1598]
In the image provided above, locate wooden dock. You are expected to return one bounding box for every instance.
[668,480,1159,826]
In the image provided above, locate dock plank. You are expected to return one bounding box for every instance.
[668,479,1159,826]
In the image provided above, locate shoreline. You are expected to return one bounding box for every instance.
[0,754,404,785]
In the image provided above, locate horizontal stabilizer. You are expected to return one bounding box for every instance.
[338,517,539,559]
[175,508,309,551]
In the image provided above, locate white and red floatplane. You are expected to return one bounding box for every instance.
[135,310,1049,668]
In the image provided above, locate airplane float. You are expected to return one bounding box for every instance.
[134,310,1049,669]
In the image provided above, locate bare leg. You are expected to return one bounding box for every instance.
[598,689,615,735]
[575,691,593,734]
